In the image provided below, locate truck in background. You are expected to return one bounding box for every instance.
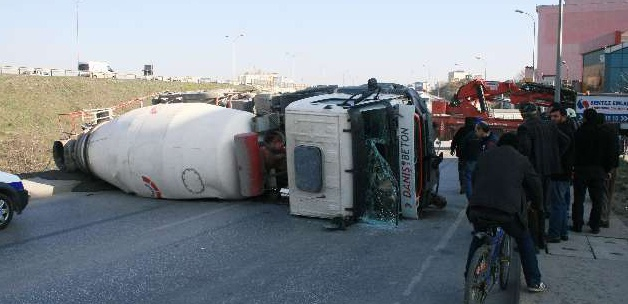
[78,61,116,78]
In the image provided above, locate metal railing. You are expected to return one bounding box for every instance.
[0,64,191,82]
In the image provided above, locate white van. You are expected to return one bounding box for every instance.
[78,61,116,78]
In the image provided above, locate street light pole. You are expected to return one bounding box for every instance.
[422,63,431,91]
[474,56,487,80]
[554,0,564,105]
[515,9,536,81]
[285,52,297,80]
[76,0,80,67]
[562,60,570,84]
[225,33,245,83]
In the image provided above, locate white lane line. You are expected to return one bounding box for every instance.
[402,206,467,296]
[150,204,242,231]
[402,255,435,296]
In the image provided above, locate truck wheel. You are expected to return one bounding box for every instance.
[0,193,14,230]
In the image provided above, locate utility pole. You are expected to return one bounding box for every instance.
[474,56,487,80]
[76,0,80,67]
[225,33,245,83]
[554,0,564,105]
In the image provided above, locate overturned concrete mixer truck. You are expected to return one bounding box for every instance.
[53,79,445,224]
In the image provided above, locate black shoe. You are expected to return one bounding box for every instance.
[561,235,569,241]
[546,236,561,243]
[528,282,548,293]
[570,225,582,233]
[590,228,600,234]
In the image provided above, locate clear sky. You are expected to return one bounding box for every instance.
[0,1,559,86]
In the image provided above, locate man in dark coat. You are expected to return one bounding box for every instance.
[547,106,577,242]
[517,103,569,248]
[450,117,476,194]
[466,132,546,292]
[517,103,570,214]
[572,109,614,233]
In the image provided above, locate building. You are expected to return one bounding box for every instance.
[448,70,468,82]
[583,42,628,93]
[537,0,628,84]
[237,69,308,93]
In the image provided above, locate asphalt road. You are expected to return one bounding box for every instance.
[0,158,519,304]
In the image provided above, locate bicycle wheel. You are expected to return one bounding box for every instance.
[464,245,491,304]
[499,235,512,290]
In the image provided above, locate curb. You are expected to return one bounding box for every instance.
[22,178,81,199]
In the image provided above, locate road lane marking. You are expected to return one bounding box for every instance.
[150,204,242,232]
[402,206,467,296]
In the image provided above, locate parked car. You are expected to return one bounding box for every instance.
[0,171,29,229]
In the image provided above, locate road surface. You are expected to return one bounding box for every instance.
[0,157,519,303]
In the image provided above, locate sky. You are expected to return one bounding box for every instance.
[0,1,560,86]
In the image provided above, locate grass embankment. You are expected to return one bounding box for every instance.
[0,75,239,174]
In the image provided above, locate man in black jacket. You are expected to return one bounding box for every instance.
[572,109,614,233]
[450,117,476,194]
[466,132,546,292]
[517,103,569,249]
[517,103,570,214]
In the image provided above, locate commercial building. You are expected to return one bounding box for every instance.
[536,0,628,87]
[582,42,628,93]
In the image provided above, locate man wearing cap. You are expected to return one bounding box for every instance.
[517,103,570,248]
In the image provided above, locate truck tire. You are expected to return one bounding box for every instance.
[0,193,14,230]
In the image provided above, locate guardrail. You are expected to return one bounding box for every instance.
[0,64,205,83]
[1,63,309,91]
[57,94,153,138]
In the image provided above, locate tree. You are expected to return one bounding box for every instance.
[430,79,469,103]
[613,72,628,93]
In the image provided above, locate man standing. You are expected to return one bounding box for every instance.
[547,107,576,242]
[466,132,546,292]
[451,117,476,194]
[517,103,569,248]
[475,121,498,153]
[461,120,497,201]
[572,109,613,233]
[597,113,620,228]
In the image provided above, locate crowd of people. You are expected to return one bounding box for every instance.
[454,103,622,293]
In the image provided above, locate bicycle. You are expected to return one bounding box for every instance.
[463,225,513,304]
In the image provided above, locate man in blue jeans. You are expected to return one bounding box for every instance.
[462,120,497,200]
[466,132,546,292]
[547,107,575,242]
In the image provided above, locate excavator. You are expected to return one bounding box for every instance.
[432,79,577,140]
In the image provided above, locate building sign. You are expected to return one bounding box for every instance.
[576,94,628,123]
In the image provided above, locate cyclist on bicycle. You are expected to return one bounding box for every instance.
[465,132,547,292]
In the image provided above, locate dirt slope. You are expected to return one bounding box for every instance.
[0,74,239,173]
